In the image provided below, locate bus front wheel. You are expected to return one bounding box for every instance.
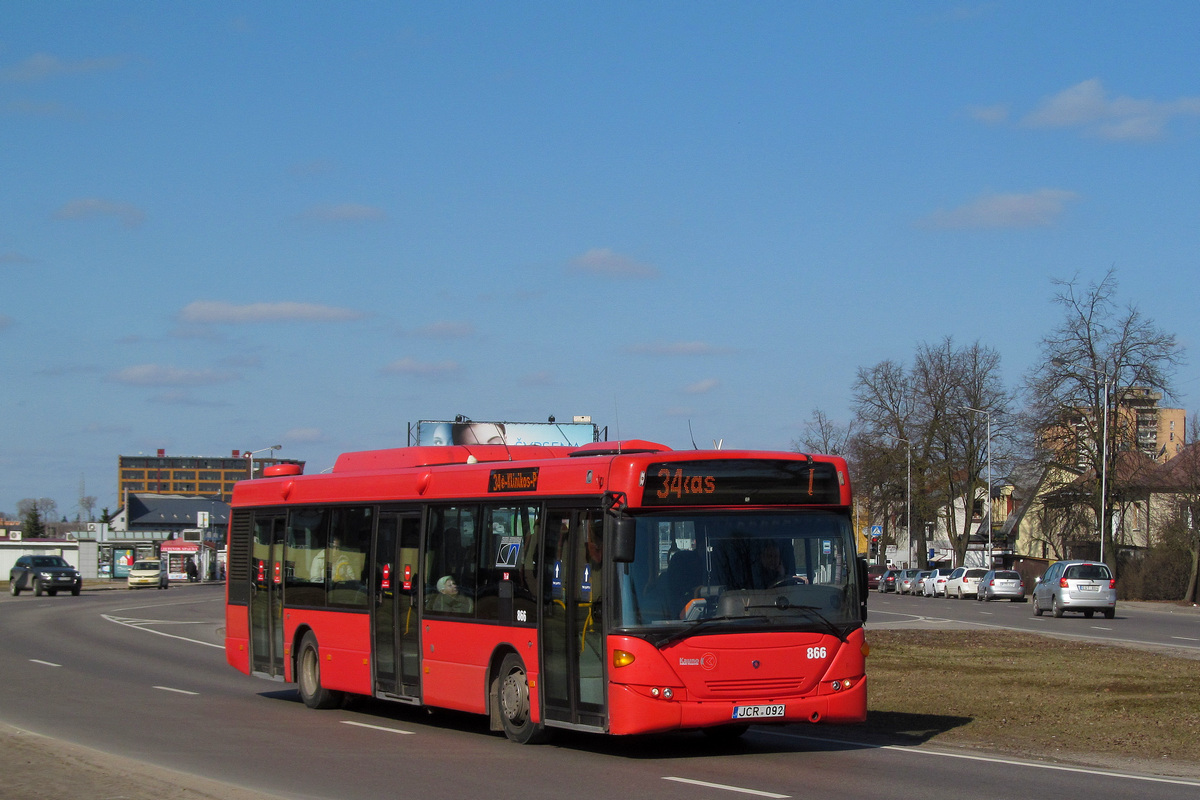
[497,653,546,744]
[297,632,343,710]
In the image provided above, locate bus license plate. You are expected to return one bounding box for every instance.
[732,704,785,720]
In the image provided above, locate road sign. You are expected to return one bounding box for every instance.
[870,525,882,542]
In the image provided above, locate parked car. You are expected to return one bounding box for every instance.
[945,567,988,599]
[1032,560,1116,618]
[977,569,1025,602]
[878,568,900,593]
[913,570,933,594]
[866,564,886,591]
[897,569,920,595]
[922,568,953,597]
[9,555,82,596]
[127,559,169,590]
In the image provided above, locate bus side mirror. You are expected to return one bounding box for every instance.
[857,556,869,622]
[612,517,636,563]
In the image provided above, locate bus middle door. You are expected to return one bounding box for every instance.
[373,511,422,699]
[249,514,286,678]
[540,509,606,730]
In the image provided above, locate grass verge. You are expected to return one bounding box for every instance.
[840,630,1200,774]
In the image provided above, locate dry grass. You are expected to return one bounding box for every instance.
[842,630,1200,771]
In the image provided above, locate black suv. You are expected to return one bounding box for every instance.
[9,555,82,596]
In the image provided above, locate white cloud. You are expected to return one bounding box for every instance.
[685,378,721,394]
[283,427,325,443]
[1019,79,1200,141]
[920,188,1079,230]
[148,390,230,407]
[297,203,387,223]
[109,364,238,387]
[0,52,125,83]
[179,300,366,324]
[625,341,728,356]
[380,357,461,378]
[408,320,475,339]
[54,198,145,227]
[967,103,1009,124]
[569,248,659,279]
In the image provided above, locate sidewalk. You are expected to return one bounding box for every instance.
[82,578,220,591]
[0,722,285,800]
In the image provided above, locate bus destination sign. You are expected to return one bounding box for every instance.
[489,467,539,493]
[641,459,841,506]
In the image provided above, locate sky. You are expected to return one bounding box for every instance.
[3,2,1200,519]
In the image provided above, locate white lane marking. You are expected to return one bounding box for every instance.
[664,777,789,798]
[154,685,199,696]
[760,730,1200,787]
[1172,636,1200,642]
[29,659,61,667]
[341,721,416,735]
[101,614,223,649]
[1091,626,1113,631]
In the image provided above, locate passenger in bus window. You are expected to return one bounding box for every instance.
[427,575,473,614]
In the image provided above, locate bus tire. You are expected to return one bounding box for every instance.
[297,632,343,710]
[496,653,546,744]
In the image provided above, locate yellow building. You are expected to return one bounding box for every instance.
[117,450,304,503]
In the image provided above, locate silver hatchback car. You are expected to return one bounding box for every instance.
[977,569,1025,602]
[1032,560,1116,619]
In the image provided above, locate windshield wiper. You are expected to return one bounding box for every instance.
[650,616,772,649]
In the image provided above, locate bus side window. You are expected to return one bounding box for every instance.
[425,507,477,616]
[327,506,372,609]
[286,507,328,607]
[476,505,539,624]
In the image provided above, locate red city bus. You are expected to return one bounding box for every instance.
[224,440,869,742]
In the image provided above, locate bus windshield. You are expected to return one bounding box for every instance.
[613,511,860,640]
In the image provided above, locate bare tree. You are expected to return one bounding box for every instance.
[916,338,1015,567]
[850,339,1013,568]
[1024,270,1184,573]
[794,409,854,456]
[77,476,97,522]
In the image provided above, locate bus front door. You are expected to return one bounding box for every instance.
[373,511,422,698]
[249,514,286,678]
[541,509,607,730]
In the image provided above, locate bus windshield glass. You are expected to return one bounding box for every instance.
[613,511,860,638]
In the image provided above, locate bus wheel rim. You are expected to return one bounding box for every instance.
[500,669,528,723]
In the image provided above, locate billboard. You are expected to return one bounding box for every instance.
[415,419,599,448]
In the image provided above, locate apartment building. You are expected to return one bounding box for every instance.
[1048,387,1185,467]
[117,449,304,503]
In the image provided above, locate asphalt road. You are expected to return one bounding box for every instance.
[3,583,1199,800]
[866,588,1200,658]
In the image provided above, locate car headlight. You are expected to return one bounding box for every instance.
[39,572,53,580]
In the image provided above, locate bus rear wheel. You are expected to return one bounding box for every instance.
[496,653,546,744]
[297,632,343,709]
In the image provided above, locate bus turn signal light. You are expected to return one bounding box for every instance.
[613,650,636,668]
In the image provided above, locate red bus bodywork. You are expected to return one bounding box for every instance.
[225,441,867,739]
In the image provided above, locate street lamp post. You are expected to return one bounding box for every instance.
[1051,359,1111,565]
[883,434,912,567]
[246,444,281,479]
[962,407,992,570]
